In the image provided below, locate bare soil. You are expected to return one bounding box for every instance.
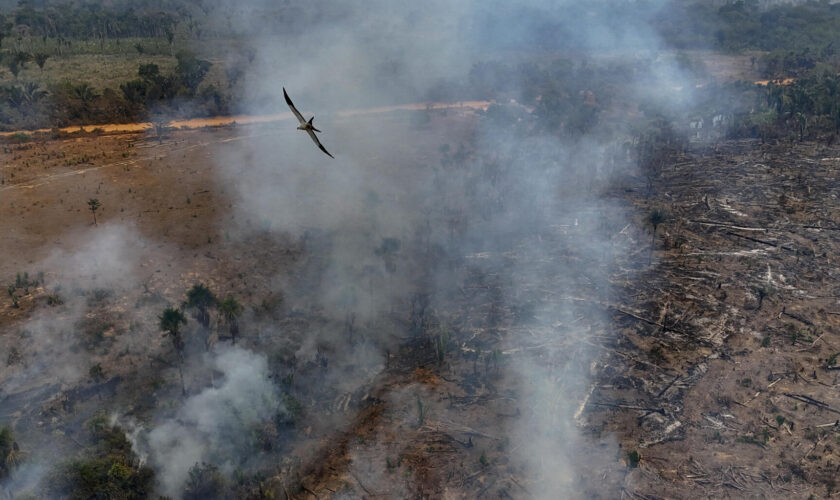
[2,109,840,499]
[602,139,840,498]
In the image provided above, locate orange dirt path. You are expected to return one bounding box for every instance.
[0,100,493,137]
[754,77,796,86]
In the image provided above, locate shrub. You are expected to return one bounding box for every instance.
[627,450,640,468]
[46,419,153,499]
[184,463,225,500]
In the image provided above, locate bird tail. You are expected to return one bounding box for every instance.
[308,116,321,133]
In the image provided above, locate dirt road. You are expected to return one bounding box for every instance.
[0,100,493,137]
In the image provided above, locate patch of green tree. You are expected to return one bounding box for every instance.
[0,49,225,129]
[711,67,840,141]
[0,425,22,481]
[118,51,225,118]
[2,2,179,40]
[656,1,840,55]
[45,413,153,499]
[183,462,226,499]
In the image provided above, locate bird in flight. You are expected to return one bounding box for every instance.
[283,87,334,159]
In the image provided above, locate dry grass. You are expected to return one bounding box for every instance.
[0,36,236,91]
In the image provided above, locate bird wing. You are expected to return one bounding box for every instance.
[306,129,334,158]
[283,87,306,125]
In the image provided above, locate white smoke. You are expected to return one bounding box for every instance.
[135,346,281,497]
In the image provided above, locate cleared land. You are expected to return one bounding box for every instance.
[2,97,840,497]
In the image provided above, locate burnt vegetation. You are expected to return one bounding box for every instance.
[4,0,840,499]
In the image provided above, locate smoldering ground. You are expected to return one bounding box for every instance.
[0,224,167,495]
[0,224,150,397]
[0,221,299,498]
[0,0,714,497]
[206,0,701,498]
[127,346,284,498]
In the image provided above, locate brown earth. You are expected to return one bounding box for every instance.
[2,103,840,498]
[283,137,840,498]
[601,139,840,498]
[688,50,764,83]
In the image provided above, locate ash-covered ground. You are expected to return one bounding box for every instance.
[3,1,840,499]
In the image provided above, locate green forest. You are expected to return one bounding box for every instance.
[0,0,838,139]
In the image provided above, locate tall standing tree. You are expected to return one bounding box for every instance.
[87,198,101,225]
[218,295,244,344]
[184,463,225,499]
[0,425,20,481]
[160,307,187,356]
[21,82,46,107]
[0,20,9,51]
[185,283,216,329]
[647,208,668,265]
[165,28,175,55]
[33,52,48,72]
[175,51,212,93]
[73,83,98,117]
[159,306,188,394]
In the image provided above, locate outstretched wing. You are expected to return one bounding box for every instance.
[283,87,306,125]
[306,129,334,158]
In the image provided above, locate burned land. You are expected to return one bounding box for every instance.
[1,109,840,499]
[5,1,840,499]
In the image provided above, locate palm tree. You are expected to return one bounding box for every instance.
[22,82,46,107]
[165,28,175,56]
[87,198,101,225]
[159,306,187,394]
[72,83,98,117]
[33,52,48,72]
[0,425,22,481]
[217,295,244,344]
[647,208,668,264]
[160,307,187,355]
[2,83,44,111]
[185,283,216,329]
